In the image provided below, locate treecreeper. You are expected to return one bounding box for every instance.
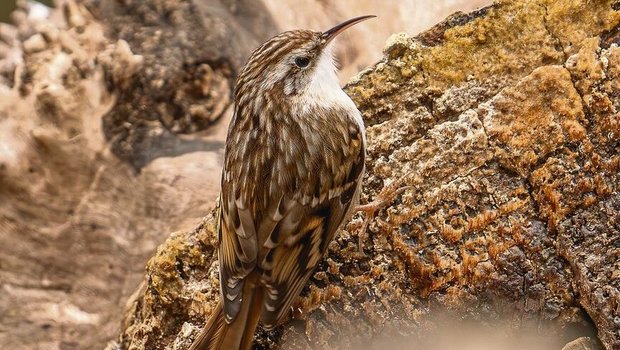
[189,16,378,350]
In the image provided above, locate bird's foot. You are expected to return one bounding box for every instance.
[355,179,412,254]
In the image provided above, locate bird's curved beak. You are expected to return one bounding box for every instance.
[321,15,376,44]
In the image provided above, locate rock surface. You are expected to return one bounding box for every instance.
[0,1,497,349]
[559,196,620,350]
[115,0,620,349]
[562,337,603,350]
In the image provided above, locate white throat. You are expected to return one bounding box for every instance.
[299,45,365,139]
[306,45,341,98]
[304,47,361,111]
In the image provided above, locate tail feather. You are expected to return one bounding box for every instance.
[190,285,264,350]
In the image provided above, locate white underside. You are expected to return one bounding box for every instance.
[294,45,366,142]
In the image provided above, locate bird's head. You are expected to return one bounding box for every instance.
[235,15,375,102]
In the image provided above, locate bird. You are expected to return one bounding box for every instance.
[189,15,375,350]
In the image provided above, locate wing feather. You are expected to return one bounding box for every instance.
[219,191,257,322]
[258,137,365,328]
[218,106,366,330]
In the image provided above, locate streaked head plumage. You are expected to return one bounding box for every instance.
[235,15,376,99]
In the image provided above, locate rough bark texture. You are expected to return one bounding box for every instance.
[115,0,620,349]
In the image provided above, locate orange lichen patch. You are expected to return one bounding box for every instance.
[487,238,510,262]
[604,155,620,173]
[481,65,586,176]
[564,38,604,97]
[598,112,620,139]
[593,174,612,196]
[545,0,620,57]
[503,220,530,247]
[582,194,598,208]
[562,119,587,141]
[530,156,576,229]
[423,1,562,88]
[465,210,498,233]
[499,196,530,215]
[342,275,372,288]
[146,231,210,305]
[460,249,481,276]
[370,265,385,279]
[325,258,340,275]
[294,284,343,317]
[429,250,453,271]
[389,230,428,277]
[435,219,463,243]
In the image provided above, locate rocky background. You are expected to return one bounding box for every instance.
[1,0,618,350]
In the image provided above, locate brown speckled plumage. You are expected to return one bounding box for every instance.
[190,16,374,350]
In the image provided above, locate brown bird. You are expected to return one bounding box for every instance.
[190,15,375,350]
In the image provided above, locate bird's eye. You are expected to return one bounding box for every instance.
[294,56,310,68]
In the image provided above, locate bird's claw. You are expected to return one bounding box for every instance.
[355,180,413,254]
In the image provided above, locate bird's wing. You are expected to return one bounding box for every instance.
[218,183,259,322]
[257,129,365,328]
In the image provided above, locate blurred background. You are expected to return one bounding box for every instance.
[0,0,492,349]
[1,0,54,22]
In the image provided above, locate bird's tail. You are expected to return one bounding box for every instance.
[189,284,264,350]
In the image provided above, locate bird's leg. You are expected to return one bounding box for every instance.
[355,177,413,253]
